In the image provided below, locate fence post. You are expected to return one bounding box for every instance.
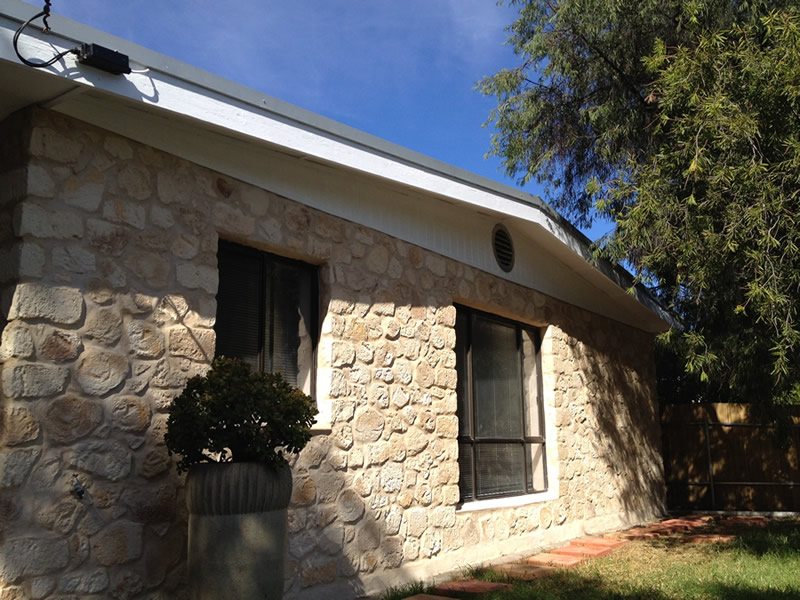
[704,416,716,510]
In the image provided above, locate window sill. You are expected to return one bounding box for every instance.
[457,488,558,513]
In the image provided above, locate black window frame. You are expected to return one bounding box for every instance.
[456,304,548,503]
[215,240,318,396]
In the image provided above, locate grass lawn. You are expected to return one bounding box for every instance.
[380,517,800,600]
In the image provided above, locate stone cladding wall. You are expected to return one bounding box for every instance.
[0,108,665,600]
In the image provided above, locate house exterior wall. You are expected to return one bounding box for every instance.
[0,108,665,600]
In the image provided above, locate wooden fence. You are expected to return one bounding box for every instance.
[662,403,800,512]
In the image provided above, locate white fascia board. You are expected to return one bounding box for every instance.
[0,2,673,331]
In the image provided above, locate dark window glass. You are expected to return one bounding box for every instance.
[215,240,317,395]
[456,306,547,502]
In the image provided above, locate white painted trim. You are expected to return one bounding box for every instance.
[458,488,559,513]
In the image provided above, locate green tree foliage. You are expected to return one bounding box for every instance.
[481,1,800,404]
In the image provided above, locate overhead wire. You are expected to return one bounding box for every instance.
[13,0,79,69]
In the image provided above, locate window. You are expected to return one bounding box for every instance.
[456,306,547,502]
[215,240,317,396]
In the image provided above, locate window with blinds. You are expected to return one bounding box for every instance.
[215,240,317,396]
[455,306,547,502]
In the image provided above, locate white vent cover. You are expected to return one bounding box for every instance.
[492,224,515,272]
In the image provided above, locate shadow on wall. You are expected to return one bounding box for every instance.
[279,270,460,598]
[554,316,666,522]
[0,288,212,597]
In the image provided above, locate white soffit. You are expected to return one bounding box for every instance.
[0,1,672,332]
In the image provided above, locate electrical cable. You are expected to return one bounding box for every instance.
[13,0,79,69]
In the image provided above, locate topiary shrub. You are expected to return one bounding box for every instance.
[165,356,317,473]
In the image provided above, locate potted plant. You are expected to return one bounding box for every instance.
[165,356,317,600]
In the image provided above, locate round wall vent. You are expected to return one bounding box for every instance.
[492,224,515,272]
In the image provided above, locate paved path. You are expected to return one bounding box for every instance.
[401,514,751,599]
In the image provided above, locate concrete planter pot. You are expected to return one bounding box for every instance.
[186,461,293,600]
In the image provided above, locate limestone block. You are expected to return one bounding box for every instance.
[58,569,109,594]
[0,325,34,360]
[397,490,414,508]
[25,165,56,198]
[90,520,143,566]
[68,440,131,481]
[117,164,152,200]
[75,352,128,396]
[431,506,456,529]
[436,305,457,327]
[300,558,337,588]
[365,245,389,274]
[380,464,403,493]
[330,341,355,367]
[405,427,429,456]
[111,396,151,432]
[124,250,169,288]
[176,263,218,294]
[53,246,96,276]
[84,307,123,345]
[374,368,394,383]
[0,448,41,488]
[367,442,391,466]
[127,321,165,359]
[355,520,381,552]
[16,242,45,278]
[150,203,175,229]
[0,537,69,582]
[289,531,317,559]
[434,368,457,390]
[171,233,200,259]
[381,536,404,568]
[352,472,372,498]
[395,360,413,385]
[384,506,402,535]
[405,507,428,538]
[39,330,82,362]
[291,476,316,506]
[138,447,170,479]
[2,406,40,445]
[30,127,83,163]
[2,363,69,399]
[313,472,345,504]
[369,384,390,409]
[35,499,84,535]
[150,359,189,389]
[30,577,56,599]
[87,219,129,256]
[331,424,353,450]
[440,485,460,505]
[214,202,255,236]
[284,205,310,233]
[415,361,434,388]
[29,457,61,491]
[17,203,83,238]
[317,524,345,555]
[8,283,83,324]
[540,506,553,529]
[403,538,420,562]
[436,415,459,439]
[353,409,384,442]
[109,570,144,599]
[121,483,176,523]
[414,483,433,506]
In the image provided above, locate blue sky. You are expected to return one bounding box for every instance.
[42,0,611,240]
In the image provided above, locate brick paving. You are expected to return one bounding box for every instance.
[400,514,746,599]
[526,552,588,567]
[433,580,512,598]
